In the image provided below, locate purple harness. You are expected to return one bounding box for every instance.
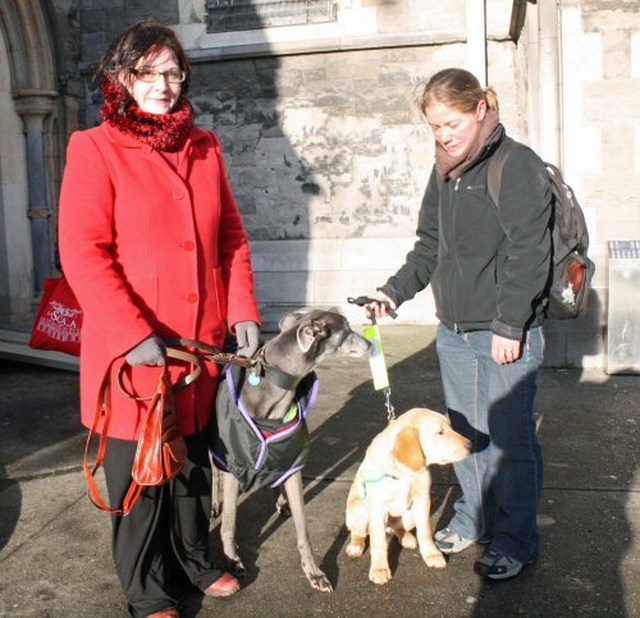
[210,364,319,492]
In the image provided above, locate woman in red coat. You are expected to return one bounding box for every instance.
[58,20,260,617]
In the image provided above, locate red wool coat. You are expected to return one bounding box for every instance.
[58,122,260,440]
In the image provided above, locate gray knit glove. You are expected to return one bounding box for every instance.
[125,334,166,366]
[234,321,260,358]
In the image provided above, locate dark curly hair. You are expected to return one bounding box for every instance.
[93,19,191,95]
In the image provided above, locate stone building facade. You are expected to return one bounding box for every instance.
[1,0,639,368]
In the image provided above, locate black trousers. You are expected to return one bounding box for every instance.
[103,431,222,617]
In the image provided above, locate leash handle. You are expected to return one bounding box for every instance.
[347,296,398,320]
[117,348,202,401]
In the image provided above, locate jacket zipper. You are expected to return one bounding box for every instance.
[451,177,462,332]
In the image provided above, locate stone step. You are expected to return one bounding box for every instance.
[0,328,79,371]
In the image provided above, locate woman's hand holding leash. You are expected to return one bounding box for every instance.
[125,334,166,366]
[347,294,398,320]
[234,321,260,358]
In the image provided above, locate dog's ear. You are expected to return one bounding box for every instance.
[392,427,425,472]
[279,311,305,332]
[296,319,329,353]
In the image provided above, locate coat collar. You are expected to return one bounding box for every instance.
[99,121,209,152]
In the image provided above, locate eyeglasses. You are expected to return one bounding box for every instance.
[130,67,186,84]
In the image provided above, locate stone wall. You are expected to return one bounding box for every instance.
[46,0,640,368]
[75,0,487,330]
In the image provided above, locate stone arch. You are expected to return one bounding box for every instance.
[0,0,57,92]
[0,0,59,320]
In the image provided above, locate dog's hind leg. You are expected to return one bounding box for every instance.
[282,472,333,592]
[395,512,418,549]
[210,461,223,518]
[345,486,369,558]
[220,471,246,576]
[275,486,291,517]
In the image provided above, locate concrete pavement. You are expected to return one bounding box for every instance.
[1,324,638,617]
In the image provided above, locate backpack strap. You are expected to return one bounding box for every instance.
[486,137,518,207]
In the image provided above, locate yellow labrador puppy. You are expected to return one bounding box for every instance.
[345,408,471,585]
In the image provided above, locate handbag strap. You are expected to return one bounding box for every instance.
[83,351,195,515]
[116,347,201,401]
[83,358,145,515]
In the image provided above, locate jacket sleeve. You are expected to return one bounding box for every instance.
[490,145,552,339]
[381,166,440,307]
[211,133,261,329]
[58,131,153,359]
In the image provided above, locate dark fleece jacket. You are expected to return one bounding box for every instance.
[381,124,552,341]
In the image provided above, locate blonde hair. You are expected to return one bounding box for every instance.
[417,68,499,117]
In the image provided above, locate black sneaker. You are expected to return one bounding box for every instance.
[474,549,530,580]
[434,527,476,554]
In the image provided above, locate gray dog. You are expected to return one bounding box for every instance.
[210,309,370,592]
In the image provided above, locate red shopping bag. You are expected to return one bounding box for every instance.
[28,275,82,356]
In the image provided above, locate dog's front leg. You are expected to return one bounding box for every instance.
[367,504,392,585]
[412,490,446,569]
[220,471,246,575]
[282,472,333,592]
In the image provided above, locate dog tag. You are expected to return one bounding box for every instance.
[363,324,390,391]
[248,370,261,386]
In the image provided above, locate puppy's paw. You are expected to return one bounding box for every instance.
[423,550,447,569]
[369,565,392,585]
[346,540,365,558]
[345,532,367,558]
[399,531,418,550]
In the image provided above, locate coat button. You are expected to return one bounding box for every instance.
[187,292,198,303]
[183,240,195,251]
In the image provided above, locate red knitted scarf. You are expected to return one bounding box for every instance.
[100,76,193,152]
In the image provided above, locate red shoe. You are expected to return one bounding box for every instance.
[203,572,240,598]
[147,608,180,618]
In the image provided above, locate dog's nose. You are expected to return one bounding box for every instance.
[344,334,371,356]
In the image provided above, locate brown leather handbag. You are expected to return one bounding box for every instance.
[83,348,199,515]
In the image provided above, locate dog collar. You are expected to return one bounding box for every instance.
[248,347,303,391]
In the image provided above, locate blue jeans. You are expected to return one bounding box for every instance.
[436,323,544,563]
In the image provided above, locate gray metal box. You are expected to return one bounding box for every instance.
[606,240,640,374]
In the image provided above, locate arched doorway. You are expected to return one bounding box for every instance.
[0,0,60,326]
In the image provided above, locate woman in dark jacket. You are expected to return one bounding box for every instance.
[367,68,552,581]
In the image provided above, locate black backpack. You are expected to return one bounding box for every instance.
[487,138,595,320]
